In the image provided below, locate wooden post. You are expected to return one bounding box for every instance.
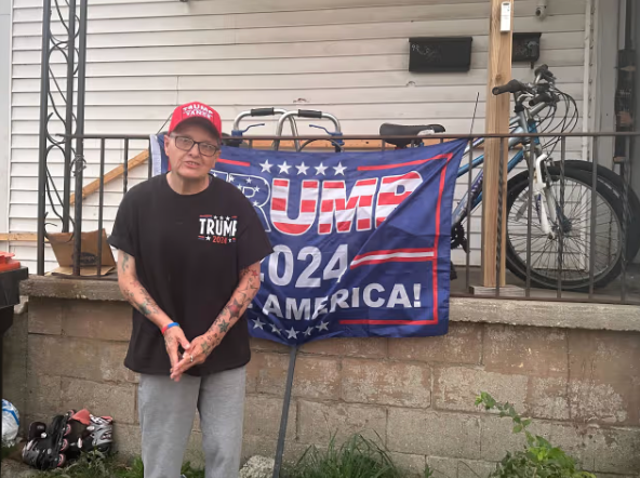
[482,0,513,287]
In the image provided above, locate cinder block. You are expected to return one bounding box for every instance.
[113,423,142,458]
[300,337,346,356]
[389,452,426,478]
[387,409,481,459]
[246,351,290,397]
[28,297,63,335]
[483,325,568,378]
[433,366,528,413]
[301,337,387,358]
[249,337,290,354]
[297,400,386,445]
[26,373,62,416]
[28,335,135,385]
[478,414,527,462]
[527,376,570,421]
[588,427,640,474]
[342,358,430,408]
[62,301,132,342]
[343,338,388,359]
[243,395,296,439]
[293,356,341,400]
[568,329,640,426]
[388,323,482,365]
[527,420,595,471]
[60,377,137,424]
[427,456,497,478]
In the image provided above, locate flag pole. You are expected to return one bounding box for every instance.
[272,345,298,478]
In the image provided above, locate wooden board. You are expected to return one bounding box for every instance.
[482,0,513,288]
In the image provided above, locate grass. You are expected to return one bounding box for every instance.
[281,433,430,478]
[4,434,431,478]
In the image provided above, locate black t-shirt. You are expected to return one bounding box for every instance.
[108,173,273,376]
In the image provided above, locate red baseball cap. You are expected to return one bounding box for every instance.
[168,102,222,138]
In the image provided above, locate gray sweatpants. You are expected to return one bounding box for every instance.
[138,366,246,478]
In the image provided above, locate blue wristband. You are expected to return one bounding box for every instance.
[162,322,179,335]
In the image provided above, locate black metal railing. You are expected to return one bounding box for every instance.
[37,131,640,306]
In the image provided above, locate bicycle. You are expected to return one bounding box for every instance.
[379,65,640,291]
[226,65,640,291]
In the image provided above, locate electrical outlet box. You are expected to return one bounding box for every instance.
[500,2,512,32]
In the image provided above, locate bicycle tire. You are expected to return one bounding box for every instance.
[504,166,637,291]
[559,160,640,260]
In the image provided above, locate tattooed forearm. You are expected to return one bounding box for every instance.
[117,250,172,330]
[203,262,262,348]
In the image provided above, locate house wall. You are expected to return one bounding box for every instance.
[0,0,11,239]
[5,279,640,477]
[5,0,591,272]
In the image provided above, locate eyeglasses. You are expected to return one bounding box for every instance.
[172,135,220,157]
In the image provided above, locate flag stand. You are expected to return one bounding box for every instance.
[272,345,299,478]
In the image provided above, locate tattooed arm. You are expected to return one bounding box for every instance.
[117,249,191,378]
[170,260,261,380]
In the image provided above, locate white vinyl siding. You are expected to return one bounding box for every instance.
[8,0,590,272]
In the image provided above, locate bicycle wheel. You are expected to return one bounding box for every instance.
[505,166,632,291]
[561,159,640,261]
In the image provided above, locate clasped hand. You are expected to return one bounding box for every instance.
[164,327,215,382]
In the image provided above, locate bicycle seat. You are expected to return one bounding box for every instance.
[379,123,446,147]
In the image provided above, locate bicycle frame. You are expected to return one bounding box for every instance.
[451,101,549,227]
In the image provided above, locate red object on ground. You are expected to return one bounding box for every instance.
[0,252,21,272]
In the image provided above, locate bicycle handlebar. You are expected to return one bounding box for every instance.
[529,92,555,107]
[492,79,530,96]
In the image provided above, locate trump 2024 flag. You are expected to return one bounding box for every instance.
[153,136,467,346]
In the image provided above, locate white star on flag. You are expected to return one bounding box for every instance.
[211,172,217,177]
[316,321,329,331]
[270,324,282,335]
[333,162,347,176]
[278,161,291,174]
[252,318,265,330]
[315,163,328,176]
[229,175,235,183]
[303,326,314,337]
[285,327,299,340]
[255,186,260,192]
[296,162,309,175]
[260,160,273,173]
[245,178,252,184]
[253,201,259,206]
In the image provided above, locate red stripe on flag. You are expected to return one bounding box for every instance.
[323,181,345,189]
[218,158,250,167]
[272,198,286,211]
[357,153,453,171]
[319,223,331,234]
[337,221,351,232]
[350,256,436,269]
[301,200,316,213]
[357,219,371,230]
[431,167,447,324]
[377,191,411,206]
[355,247,436,259]
[274,179,288,187]
[273,222,312,235]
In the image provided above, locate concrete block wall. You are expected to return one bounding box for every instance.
[4,294,640,477]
